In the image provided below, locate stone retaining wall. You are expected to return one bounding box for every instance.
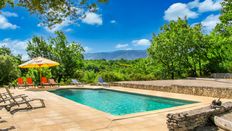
[110,83,232,98]
[166,102,232,131]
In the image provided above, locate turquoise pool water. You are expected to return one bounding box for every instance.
[49,89,197,115]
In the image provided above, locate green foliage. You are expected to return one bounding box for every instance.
[100,72,124,82]
[0,55,20,85]
[82,71,97,83]
[220,0,232,25]
[24,68,52,84]
[27,37,53,58]
[25,69,38,82]
[148,19,207,79]
[0,0,108,28]
[0,0,14,9]
[0,47,21,85]
[0,46,12,55]
[77,58,159,83]
[148,15,232,79]
[74,70,85,81]
[26,31,84,81]
[215,0,232,37]
[209,0,232,74]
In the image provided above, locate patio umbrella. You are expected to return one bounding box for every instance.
[19,57,59,69]
[18,57,60,82]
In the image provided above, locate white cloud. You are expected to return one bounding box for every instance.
[187,0,222,12]
[201,14,220,33]
[198,0,222,12]
[115,44,129,49]
[1,11,18,17]
[64,28,73,32]
[39,18,73,32]
[0,38,29,60]
[132,39,151,46]
[188,0,200,9]
[84,46,92,53]
[82,12,103,25]
[0,14,19,29]
[110,20,116,24]
[164,0,221,21]
[164,3,198,21]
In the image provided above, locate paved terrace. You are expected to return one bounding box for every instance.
[0,86,230,131]
[116,79,232,88]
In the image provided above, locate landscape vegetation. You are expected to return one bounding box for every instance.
[0,0,231,86]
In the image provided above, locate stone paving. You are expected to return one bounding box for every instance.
[0,86,230,131]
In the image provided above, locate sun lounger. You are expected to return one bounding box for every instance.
[0,92,26,103]
[98,77,109,87]
[17,78,25,88]
[26,78,34,87]
[2,87,45,112]
[41,77,51,87]
[48,79,59,87]
[71,79,83,86]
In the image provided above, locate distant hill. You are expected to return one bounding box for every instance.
[84,50,147,60]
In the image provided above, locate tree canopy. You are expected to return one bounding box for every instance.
[0,47,21,85]
[26,31,84,82]
[148,19,208,79]
[0,0,108,28]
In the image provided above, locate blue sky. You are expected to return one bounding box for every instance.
[0,0,221,60]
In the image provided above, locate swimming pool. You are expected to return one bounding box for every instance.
[49,89,197,116]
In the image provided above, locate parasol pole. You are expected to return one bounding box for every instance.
[38,64,42,85]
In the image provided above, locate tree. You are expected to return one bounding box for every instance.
[27,37,53,58]
[186,24,208,76]
[0,46,12,56]
[148,18,207,79]
[0,0,108,28]
[219,0,232,26]
[50,31,84,80]
[0,47,21,85]
[208,0,232,73]
[26,31,84,81]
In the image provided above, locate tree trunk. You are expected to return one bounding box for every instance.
[171,72,174,79]
[199,58,202,76]
[171,62,174,79]
[194,63,197,77]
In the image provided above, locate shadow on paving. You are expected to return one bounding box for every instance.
[0,118,16,131]
[195,122,221,131]
[0,126,16,131]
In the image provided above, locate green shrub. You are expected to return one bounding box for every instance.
[74,70,85,81]
[0,55,20,86]
[100,72,124,82]
[82,71,97,83]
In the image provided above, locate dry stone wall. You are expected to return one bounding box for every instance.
[166,102,232,131]
[110,83,232,98]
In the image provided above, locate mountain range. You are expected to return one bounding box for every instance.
[84,50,147,60]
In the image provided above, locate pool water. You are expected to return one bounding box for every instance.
[49,89,197,116]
